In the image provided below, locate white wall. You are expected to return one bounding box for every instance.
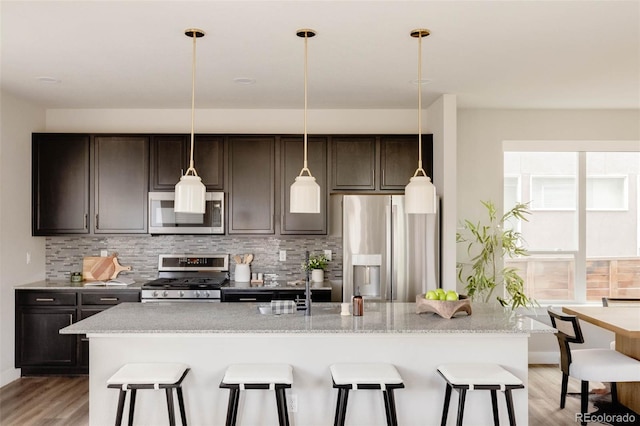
[0,91,47,386]
[457,108,640,361]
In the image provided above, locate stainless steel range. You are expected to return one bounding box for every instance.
[141,254,229,302]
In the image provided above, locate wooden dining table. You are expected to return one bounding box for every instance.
[562,305,640,413]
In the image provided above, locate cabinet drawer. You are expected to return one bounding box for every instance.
[16,291,76,306]
[222,291,273,303]
[81,291,140,305]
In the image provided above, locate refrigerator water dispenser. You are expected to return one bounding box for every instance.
[352,254,382,298]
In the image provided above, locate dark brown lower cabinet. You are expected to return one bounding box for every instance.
[15,289,140,375]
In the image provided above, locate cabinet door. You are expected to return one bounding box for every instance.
[331,136,376,190]
[280,136,327,234]
[149,135,188,191]
[32,134,90,235]
[229,136,275,234]
[94,135,149,233]
[380,135,434,190]
[194,135,225,190]
[221,291,273,302]
[16,307,77,366]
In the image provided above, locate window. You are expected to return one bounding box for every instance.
[503,144,640,303]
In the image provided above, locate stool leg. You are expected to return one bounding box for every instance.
[455,388,467,426]
[115,389,127,426]
[334,388,349,426]
[225,388,240,426]
[275,387,290,426]
[127,389,137,426]
[176,387,187,426]
[166,388,176,426]
[505,390,517,426]
[611,383,618,406]
[490,389,499,426]
[440,383,452,426]
[383,389,398,426]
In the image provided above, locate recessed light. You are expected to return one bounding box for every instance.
[233,77,256,85]
[36,77,61,84]
[410,78,431,85]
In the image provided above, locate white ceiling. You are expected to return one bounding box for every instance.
[1,0,639,110]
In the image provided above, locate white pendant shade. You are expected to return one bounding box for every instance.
[405,175,437,214]
[290,175,321,213]
[174,175,206,214]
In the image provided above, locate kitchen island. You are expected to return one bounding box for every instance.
[61,302,553,425]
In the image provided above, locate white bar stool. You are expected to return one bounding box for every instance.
[437,363,524,426]
[219,363,293,426]
[106,362,190,426]
[330,363,404,426]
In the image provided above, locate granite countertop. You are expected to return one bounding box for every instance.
[15,279,143,290]
[227,279,331,290]
[60,301,554,335]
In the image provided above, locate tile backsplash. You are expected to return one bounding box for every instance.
[46,235,342,282]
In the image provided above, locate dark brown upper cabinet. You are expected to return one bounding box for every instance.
[32,134,90,235]
[94,135,149,234]
[331,136,376,190]
[228,136,275,234]
[149,134,225,191]
[380,134,433,190]
[280,136,328,234]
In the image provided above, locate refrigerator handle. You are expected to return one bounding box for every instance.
[386,201,394,301]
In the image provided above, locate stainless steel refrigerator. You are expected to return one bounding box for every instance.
[342,195,439,302]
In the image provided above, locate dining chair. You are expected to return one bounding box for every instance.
[602,297,640,307]
[602,297,640,349]
[547,309,640,426]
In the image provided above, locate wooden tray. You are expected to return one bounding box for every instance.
[83,255,132,281]
[416,294,472,319]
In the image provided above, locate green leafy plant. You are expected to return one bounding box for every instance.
[456,200,536,311]
[302,254,329,271]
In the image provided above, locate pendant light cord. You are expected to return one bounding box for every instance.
[414,31,426,178]
[299,32,311,177]
[186,30,198,177]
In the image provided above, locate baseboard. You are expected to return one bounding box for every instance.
[529,351,558,365]
[0,367,20,388]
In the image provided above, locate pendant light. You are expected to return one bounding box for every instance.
[289,29,321,214]
[405,29,437,215]
[175,28,206,214]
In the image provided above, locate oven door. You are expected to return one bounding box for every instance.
[148,192,224,234]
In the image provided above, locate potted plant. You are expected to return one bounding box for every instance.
[303,254,329,283]
[456,200,536,311]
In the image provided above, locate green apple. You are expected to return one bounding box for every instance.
[438,292,447,300]
[425,290,438,300]
[445,291,459,301]
[435,288,445,295]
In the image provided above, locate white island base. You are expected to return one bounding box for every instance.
[88,332,529,425]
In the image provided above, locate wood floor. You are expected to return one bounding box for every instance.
[0,365,614,425]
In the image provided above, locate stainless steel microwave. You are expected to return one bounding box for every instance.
[148,192,224,234]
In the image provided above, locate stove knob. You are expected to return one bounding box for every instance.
[152,291,158,297]
[162,291,168,297]
[179,291,185,297]
[195,291,201,298]
[204,291,210,298]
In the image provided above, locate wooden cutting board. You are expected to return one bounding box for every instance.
[83,255,116,281]
[111,257,132,279]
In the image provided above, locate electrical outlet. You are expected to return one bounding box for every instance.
[279,250,287,262]
[287,394,298,412]
[26,252,31,265]
[324,249,332,261]
[100,249,108,257]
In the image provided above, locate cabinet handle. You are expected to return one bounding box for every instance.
[35,298,54,302]
[238,298,258,301]
[95,214,99,229]
[84,213,88,229]
[67,314,73,326]
[99,297,118,302]
[80,337,89,342]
